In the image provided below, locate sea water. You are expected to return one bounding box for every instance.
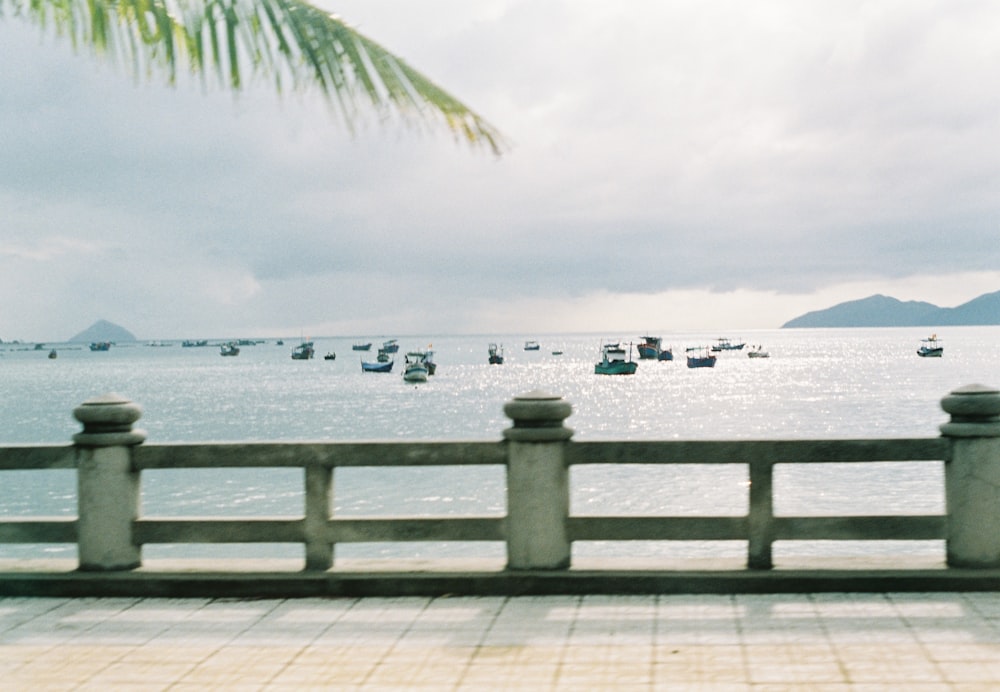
[1,327,997,562]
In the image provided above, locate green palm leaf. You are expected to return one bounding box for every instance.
[2,0,505,153]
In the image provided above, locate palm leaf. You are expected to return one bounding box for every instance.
[2,0,505,153]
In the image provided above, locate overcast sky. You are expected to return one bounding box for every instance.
[2,0,999,341]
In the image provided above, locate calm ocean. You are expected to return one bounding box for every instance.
[2,327,997,562]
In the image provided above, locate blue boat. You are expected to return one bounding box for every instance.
[362,358,393,373]
[595,342,637,375]
[686,346,717,368]
[637,335,673,361]
[381,339,399,354]
[711,338,745,352]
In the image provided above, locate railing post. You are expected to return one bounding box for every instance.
[503,390,573,570]
[747,460,774,569]
[940,384,1000,568]
[303,465,333,570]
[73,393,146,571]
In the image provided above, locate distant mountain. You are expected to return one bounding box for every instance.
[68,320,137,343]
[782,290,1000,328]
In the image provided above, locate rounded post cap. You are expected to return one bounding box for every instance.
[73,393,146,446]
[940,384,1000,438]
[503,390,573,442]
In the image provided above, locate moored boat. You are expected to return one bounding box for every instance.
[595,342,637,375]
[917,335,943,357]
[686,346,717,368]
[48,349,57,359]
[711,338,745,352]
[219,342,240,356]
[524,340,540,351]
[402,352,430,383]
[747,345,770,359]
[352,342,372,351]
[381,339,399,354]
[488,343,504,364]
[291,341,315,360]
[362,358,393,373]
[637,335,673,361]
[89,341,111,351]
[324,352,337,361]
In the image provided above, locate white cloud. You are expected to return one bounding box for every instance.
[1,2,999,340]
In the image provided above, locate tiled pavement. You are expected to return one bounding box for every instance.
[3,592,1000,690]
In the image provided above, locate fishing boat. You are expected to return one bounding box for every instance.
[219,342,240,356]
[401,347,436,374]
[323,352,337,361]
[595,342,637,375]
[381,339,399,354]
[352,342,372,351]
[362,358,393,373]
[637,335,674,361]
[747,345,770,359]
[686,346,717,368]
[917,335,943,357]
[89,341,111,352]
[488,343,504,364]
[524,340,540,351]
[291,341,315,360]
[402,352,430,383]
[48,349,57,359]
[376,348,391,363]
[182,340,208,347]
[711,338,745,352]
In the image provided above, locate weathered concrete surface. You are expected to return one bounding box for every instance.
[1,557,1000,598]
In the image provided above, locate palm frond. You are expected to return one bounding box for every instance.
[2,0,506,153]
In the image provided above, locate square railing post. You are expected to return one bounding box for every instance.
[73,394,146,571]
[503,391,573,570]
[940,384,1000,568]
[304,465,333,570]
[747,460,774,569]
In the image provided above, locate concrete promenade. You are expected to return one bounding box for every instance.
[3,592,1000,690]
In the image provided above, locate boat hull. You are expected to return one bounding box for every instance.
[687,355,717,368]
[403,367,429,383]
[595,361,638,375]
[362,361,393,373]
[637,345,659,359]
[917,347,943,357]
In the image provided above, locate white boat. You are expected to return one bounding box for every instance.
[402,351,430,382]
[917,335,943,357]
[747,345,770,358]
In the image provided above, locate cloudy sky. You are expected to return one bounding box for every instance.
[2,0,999,342]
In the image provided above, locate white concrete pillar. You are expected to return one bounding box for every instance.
[73,393,146,571]
[940,384,1000,568]
[503,390,573,570]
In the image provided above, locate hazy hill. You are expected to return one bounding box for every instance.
[68,320,137,343]
[783,290,1000,328]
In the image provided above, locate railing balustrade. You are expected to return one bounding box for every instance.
[0,384,999,584]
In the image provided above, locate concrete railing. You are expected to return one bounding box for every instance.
[1,384,999,596]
